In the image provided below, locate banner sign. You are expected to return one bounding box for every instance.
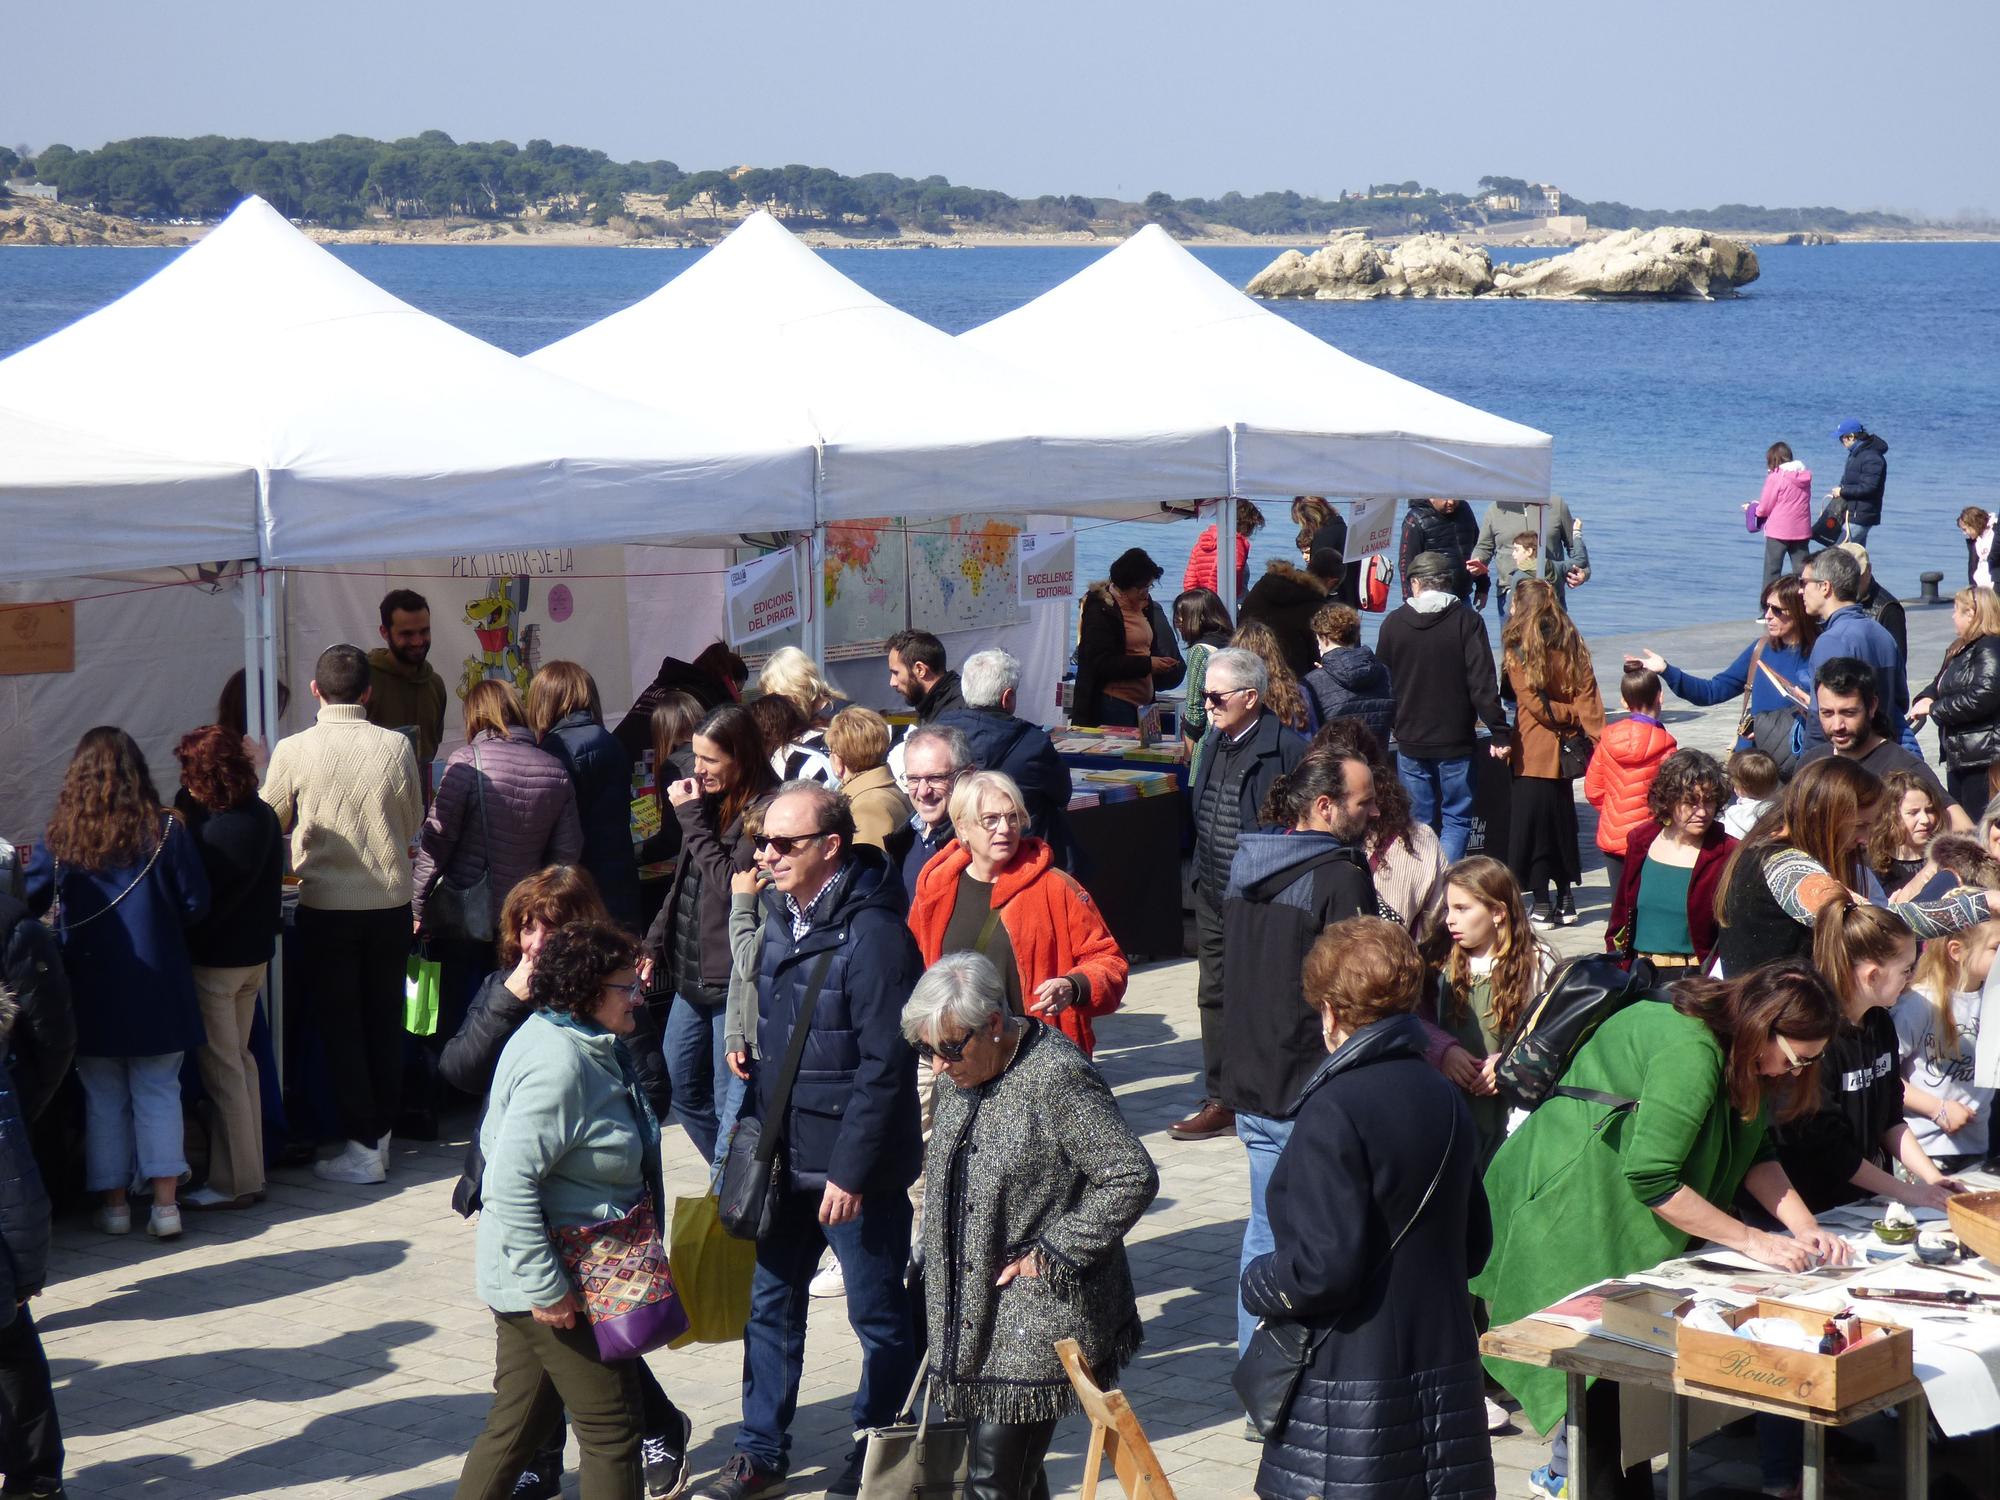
[727,548,802,646]
[0,602,75,676]
[1347,498,1398,560]
[1017,531,1077,605]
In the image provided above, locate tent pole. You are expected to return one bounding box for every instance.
[239,563,261,745]
[257,567,285,1079]
[1219,427,1241,620]
[804,527,825,664]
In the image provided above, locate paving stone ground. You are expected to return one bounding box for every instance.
[40,605,1963,1499]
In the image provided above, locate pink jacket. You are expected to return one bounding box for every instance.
[1754,460,1813,541]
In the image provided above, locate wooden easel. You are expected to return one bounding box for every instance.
[1053,1338,1178,1500]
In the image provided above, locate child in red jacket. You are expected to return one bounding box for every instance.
[1584,669,1677,893]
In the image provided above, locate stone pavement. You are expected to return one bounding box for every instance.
[40,604,1961,1499]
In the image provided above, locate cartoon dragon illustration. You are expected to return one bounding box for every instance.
[458,575,541,699]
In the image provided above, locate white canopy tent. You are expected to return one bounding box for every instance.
[0,197,819,569]
[529,210,1230,528]
[961,224,1554,611]
[0,407,258,581]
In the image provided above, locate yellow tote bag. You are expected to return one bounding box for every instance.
[667,1192,756,1347]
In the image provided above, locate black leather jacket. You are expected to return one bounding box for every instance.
[1925,634,2000,771]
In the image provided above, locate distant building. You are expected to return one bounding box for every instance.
[4,180,57,202]
[1481,192,1522,213]
[1530,182,1564,217]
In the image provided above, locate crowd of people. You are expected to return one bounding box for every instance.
[13,434,2000,1500]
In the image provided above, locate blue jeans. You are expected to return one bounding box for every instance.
[1398,754,1478,862]
[1844,520,1873,546]
[712,1066,748,1179]
[737,1186,916,1472]
[78,1053,188,1191]
[663,995,730,1166]
[1236,1112,1295,1356]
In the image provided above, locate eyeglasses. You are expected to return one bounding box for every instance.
[1202,687,1249,708]
[1775,1034,1823,1075]
[1802,577,1829,591]
[906,772,963,791]
[1762,605,1787,617]
[973,812,1024,832]
[602,978,644,1001]
[913,1028,979,1063]
[754,830,829,856]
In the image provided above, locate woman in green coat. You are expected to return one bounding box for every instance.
[1472,962,1848,1499]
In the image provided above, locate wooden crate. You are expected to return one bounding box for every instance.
[1599,1286,1690,1355]
[1675,1299,1912,1413]
[1947,1191,2000,1264]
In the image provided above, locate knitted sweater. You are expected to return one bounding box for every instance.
[261,704,424,911]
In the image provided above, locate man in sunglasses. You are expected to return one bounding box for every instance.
[1174,647,1307,1143]
[695,781,922,1500]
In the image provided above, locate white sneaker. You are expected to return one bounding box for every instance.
[1485,1396,1512,1432]
[93,1204,131,1236]
[809,1257,846,1299]
[313,1141,387,1185]
[148,1204,183,1239]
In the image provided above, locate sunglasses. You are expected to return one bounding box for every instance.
[1775,1034,1824,1075]
[913,1027,981,1063]
[1201,687,1249,708]
[754,830,829,856]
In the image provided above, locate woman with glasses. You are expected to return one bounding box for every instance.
[641,703,779,1166]
[454,921,685,1500]
[1473,961,1848,1500]
[902,951,1156,1500]
[907,771,1128,1057]
[1630,575,1818,781]
[1605,749,1738,973]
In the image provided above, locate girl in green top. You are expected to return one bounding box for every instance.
[1426,856,1556,1167]
[1473,962,1849,1497]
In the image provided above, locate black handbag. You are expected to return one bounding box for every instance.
[427,746,495,943]
[717,951,834,1241]
[1534,689,1594,780]
[1809,493,1848,547]
[1234,1108,1458,1439]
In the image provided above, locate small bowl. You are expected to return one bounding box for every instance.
[1916,1231,1961,1265]
[1873,1220,1918,1244]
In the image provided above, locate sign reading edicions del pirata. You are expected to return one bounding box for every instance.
[1017,531,1076,605]
[727,548,802,647]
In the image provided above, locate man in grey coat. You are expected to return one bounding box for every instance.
[1469,496,1590,622]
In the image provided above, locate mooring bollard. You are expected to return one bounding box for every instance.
[1920,571,1944,604]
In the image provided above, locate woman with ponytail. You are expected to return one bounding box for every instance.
[1767,899,1960,1213]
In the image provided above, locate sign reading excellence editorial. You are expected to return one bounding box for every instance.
[727,548,803,646]
[1017,531,1076,605]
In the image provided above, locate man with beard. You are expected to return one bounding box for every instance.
[1799,657,1969,831]
[367,589,448,770]
[885,629,964,724]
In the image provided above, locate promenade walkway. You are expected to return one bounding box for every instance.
[40,604,1957,1498]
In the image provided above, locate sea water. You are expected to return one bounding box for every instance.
[2,239,1994,638]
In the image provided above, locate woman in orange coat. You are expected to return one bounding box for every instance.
[1583,666,1678,894]
[907,770,1127,1056]
[1502,579,1608,929]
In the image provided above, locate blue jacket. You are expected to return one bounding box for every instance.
[0,1018,50,1323]
[25,814,210,1058]
[1806,605,1907,745]
[752,845,922,1195]
[1837,434,1889,526]
[542,712,640,930]
[1662,639,1812,746]
[1301,646,1396,745]
[932,705,1074,866]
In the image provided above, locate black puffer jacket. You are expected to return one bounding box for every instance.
[0,895,73,1124]
[1836,433,1889,526]
[0,1003,49,1322]
[1924,634,2000,770]
[1190,710,1308,899]
[751,845,923,1195]
[1302,646,1397,745]
[1242,1014,1493,1500]
[1397,501,1479,601]
[542,712,640,930]
[1239,562,1333,678]
[643,795,757,1000]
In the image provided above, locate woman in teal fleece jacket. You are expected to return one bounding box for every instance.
[456,923,666,1500]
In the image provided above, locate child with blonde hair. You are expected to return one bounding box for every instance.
[1896,916,2000,1168]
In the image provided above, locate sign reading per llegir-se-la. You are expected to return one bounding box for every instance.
[727,548,802,648]
[1017,531,1076,605]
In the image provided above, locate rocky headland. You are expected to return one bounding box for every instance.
[1246,226,1761,301]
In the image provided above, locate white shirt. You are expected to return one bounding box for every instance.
[1892,988,1992,1159]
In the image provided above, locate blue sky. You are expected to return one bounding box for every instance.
[7,0,1995,217]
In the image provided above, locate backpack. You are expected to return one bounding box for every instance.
[1493,954,1665,1112]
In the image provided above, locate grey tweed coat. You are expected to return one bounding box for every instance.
[923,1021,1158,1423]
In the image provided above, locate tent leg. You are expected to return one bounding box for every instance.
[803,530,825,663]
[239,566,262,744]
[1219,426,1242,620]
[257,571,286,1081]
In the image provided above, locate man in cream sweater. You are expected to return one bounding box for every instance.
[263,643,424,1185]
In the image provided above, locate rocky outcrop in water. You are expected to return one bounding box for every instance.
[1247,226,1760,300]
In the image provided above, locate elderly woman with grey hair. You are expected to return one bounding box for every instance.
[903,952,1157,1500]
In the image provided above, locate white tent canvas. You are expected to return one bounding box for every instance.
[530,211,1229,524]
[962,225,1553,503]
[0,407,258,581]
[0,198,818,569]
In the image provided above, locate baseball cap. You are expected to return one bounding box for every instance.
[1831,419,1865,439]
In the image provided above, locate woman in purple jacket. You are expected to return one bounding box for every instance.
[1747,441,1813,596]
